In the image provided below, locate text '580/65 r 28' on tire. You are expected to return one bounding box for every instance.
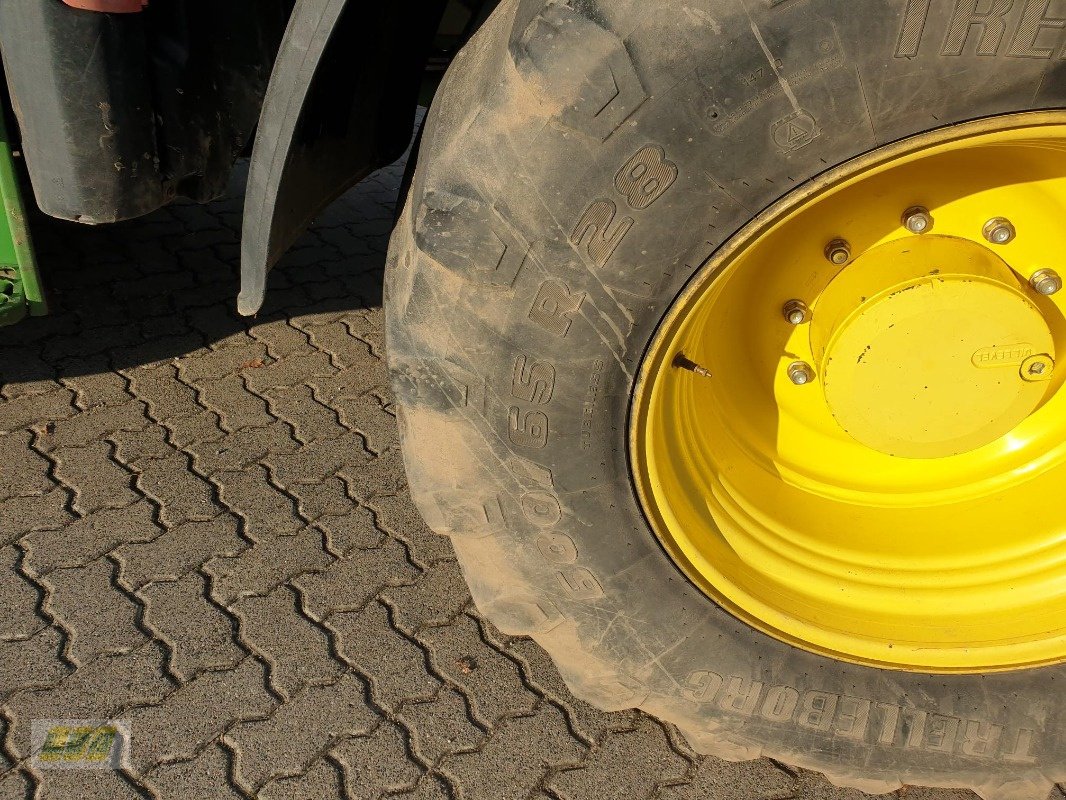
[385,0,1066,796]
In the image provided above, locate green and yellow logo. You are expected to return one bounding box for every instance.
[31,720,128,769]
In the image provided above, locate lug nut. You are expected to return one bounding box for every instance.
[1029,362,1046,376]
[1030,268,1062,296]
[787,361,815,385]
[983,217,1016,245]
[824,239,851,266]
[782,299,811,325]
[902,206,933,234]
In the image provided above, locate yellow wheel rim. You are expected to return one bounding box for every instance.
[631,111,1066,672]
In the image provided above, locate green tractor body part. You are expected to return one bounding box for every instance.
[0,112,44,327]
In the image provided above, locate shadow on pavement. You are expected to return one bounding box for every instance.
[0,152,408,383]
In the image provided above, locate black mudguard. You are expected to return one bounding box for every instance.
[238,0,442,315]
[0,1,290,224]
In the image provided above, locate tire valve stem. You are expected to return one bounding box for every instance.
[673,353,712,379]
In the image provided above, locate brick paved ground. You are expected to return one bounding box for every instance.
[0,142,982,800]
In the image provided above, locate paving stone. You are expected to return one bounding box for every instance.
[0,489,75,544]
[0,430,54,498]
[0,627,68,696]
[194,373,274,432]
[24,501,163,574]
[61,360,131,409]
[304,321,381,371]
[258,757,345,800]
[112,333,205,370]
[288,307,353,331]
[656,757,796,800]
[230,673,377,788]
[264,430,372,487]
[0,388,75,432]
[330,601,439,712]
[114,515,245,589]
[398,687,485,765]
[288,474,353,522]
[779,769,901,800]
[548,717,689,800]
[338,446,407,501]
[0,350,59,399]
[37,765,143,800]
[418,614,537,726]
[503,636,634,745]
[243,350,337,392]
[0,769,32,800]
[44,558,146,662]
[37,400,149,452]
[52,441,139,514]
[380,559,469,634]
[264,384,348,444]
[314,506,387,554]
[134,453,221,526]
[213,464,302,539]
[441,704,585,800]
[125,363,203,422]
[148,742,244,800]
[126,657,275,772]
[390,774,452,800]
[5,645,169,757]
[186,422,298,475]
[333,393,400,455]
[292,537,419,620]
[205,527,331,606]
[163,408,227,449]
[178,338,268,384]
[367,494,456,567]
[232,585,342,700]
[110,423,172,465]
[140,571,244,680]
[0,545,45,640]
[332,722,422,800]
[248,318,311,360]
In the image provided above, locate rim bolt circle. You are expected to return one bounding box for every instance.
[787,361,815,385]
[1030,268,1062,296]
[983,217,1016,245]
[824,239,851,265]
[782,299,811,325]
[902,206,933,234]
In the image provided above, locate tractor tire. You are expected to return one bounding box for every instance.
[385,0,1066,795]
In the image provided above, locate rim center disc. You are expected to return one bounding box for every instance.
[816,236,1054,459]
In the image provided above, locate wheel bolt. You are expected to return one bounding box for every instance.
[824,239,851,266]
[983,217,1016,245]
[782,299,811,325]
[787,361,815,385]
[1029,362,1046,376]
[902,206,932,234]
[1030,268,1062,296]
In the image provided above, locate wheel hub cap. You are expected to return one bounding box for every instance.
[816,236,1054,459]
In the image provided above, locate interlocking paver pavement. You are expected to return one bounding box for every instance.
[0,129,990,800]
